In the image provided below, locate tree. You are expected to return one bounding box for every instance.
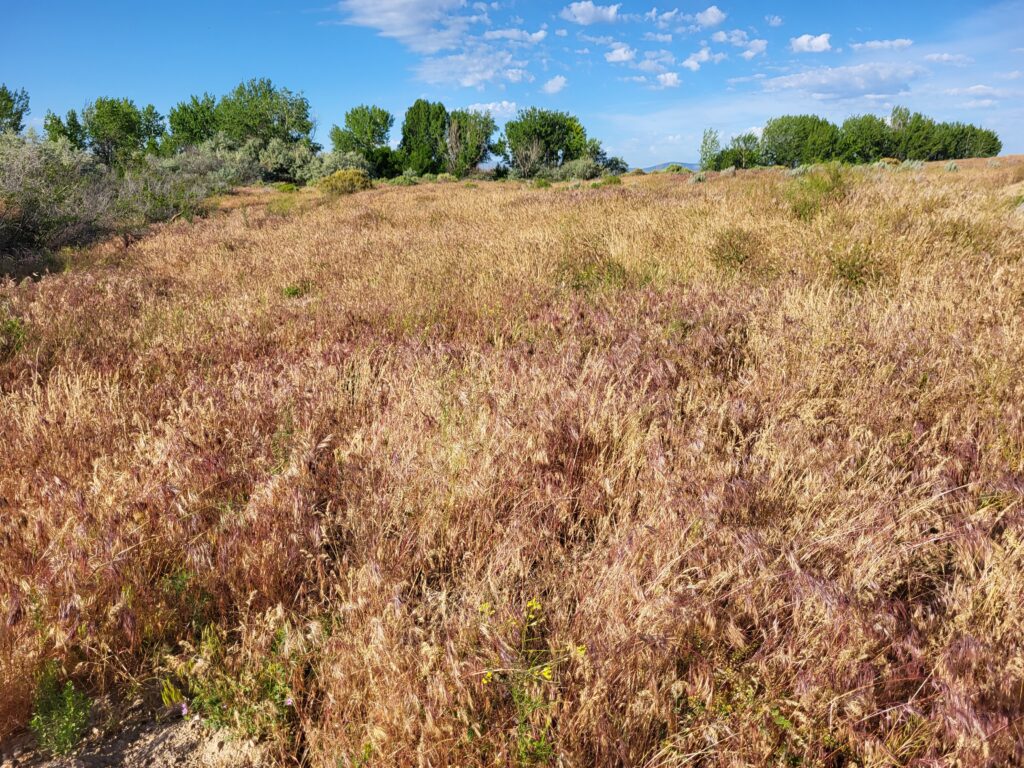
[168,94,218,149]
[502,108,591,176]
[896,112,938,161]
[44,110,86,149]
[444,110,496,177]
[729,132,760,168]
[330,105,394,157]
[400,99,448,176]
[838,114,890,164]
[215,78,314,147]
[760,115,838,166]
[0,85,30,134]
[81,97,164,166]
[699,129,720,171]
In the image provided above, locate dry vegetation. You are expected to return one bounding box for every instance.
[2,158,1024,766]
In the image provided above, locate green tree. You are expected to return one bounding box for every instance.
[168,93,218,149]
[838,114,890,163]
[699,128,721,171]
[330,105,394,157]
[215,78,313,147]
[0,85,30,134]
[400,99,449,175]
[896,112,938,161]
[760,115,838,166]
[81,97,164,166]
[44,110,87,149]
[502,108,591,176]
[729,132,760,168]
[444,109,497,177]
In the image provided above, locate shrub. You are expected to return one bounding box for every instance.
[1,313,26,360]
[549,158,603,181]
[315,169,372,196]
[711,226,763,269]
[785,163,848,220]
[532,178,552,189]
[946,161,959,173]
[690,171,707,184]
[388,175,417,186]
[436,173,457,183]
[591,175,622,188]
[719,166,736,177]
[29,663,91,756]
[297,150,371,185]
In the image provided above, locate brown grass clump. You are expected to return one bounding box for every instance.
[2,158,1024,766]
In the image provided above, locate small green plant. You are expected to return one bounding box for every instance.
[29,663,91,756]
[273,182,298,193]
[532,178,552,189]
[1,314,27,361]
[690,171,707,184]
[316,168,372,196]
[389,175,417,186]
[945,161,959,172]
[591,175,622,188]
[437,172,457,183]
[663,164,684,173]
[282,280,312,299]
[719,166,736,177]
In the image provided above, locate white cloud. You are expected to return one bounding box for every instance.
[741,40,768,60]
[997,70,1023,80]
[925,53,973,66]
[712,29,766,59]
[656,72,681,88]
[964,99,996,108]
[417,46,523,87]
[695,5,726,28]
[338,0,480,54]
[542,75,568,93]
[504,68,533,82]
[850,38,913,51]
[555,28,568,37]
[945,84,999,96]
[605,42,637,62]
[790,33,832,53]
[560,1,620,25]
[644,8,680,28]
[764,62,921,99]
[637,49,675,73]
[765,15,783,27]
[483,27,547,43]
[465,100,518,118]
[644,32,673,43]
[682,46,726,71]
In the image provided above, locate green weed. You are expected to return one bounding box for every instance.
[29,662,91,756]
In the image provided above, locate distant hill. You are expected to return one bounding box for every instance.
[641,161,700,172]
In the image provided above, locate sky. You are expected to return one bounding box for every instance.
[3,0,1022,166]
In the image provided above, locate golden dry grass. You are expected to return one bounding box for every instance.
[3,158,1024,766]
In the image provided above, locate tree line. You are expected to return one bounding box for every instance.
[700,108,1001,171]
[2,80,624,183]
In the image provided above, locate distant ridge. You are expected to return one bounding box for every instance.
[640,161,700,172]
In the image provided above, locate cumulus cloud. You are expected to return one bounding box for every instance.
[850,38,913,51]
[712,29,766,59]
[483,27,547,43]
[560,1,620,25]
[764,62,921,99]
[644,32,673,43]
[682,47,726,71]
[542,74,568,93]
[605,42,637,62]
[790,33,832,53]
[644,8,680,28]
[765,15,783,27]
[656,72,681,88]
[636,49,675,73]
[925,53,973,65]
[465,100,518,118]
[695,5,726,27]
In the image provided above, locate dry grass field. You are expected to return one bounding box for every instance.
[2,159,1024,766]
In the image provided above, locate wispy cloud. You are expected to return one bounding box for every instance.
[337,0,482,54]
[483,27,547,44]
[465,99,518,118]
[850,38,913,51]
[765,15,783,27]
[925,52,974,66]
[764,62,921,99]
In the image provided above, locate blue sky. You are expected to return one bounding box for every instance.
[3,0,1022,165]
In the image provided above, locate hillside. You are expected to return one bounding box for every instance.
[2,160,1024,766]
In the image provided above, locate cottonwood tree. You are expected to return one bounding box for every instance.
[0,85,30,134]
[400,99,448,175]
